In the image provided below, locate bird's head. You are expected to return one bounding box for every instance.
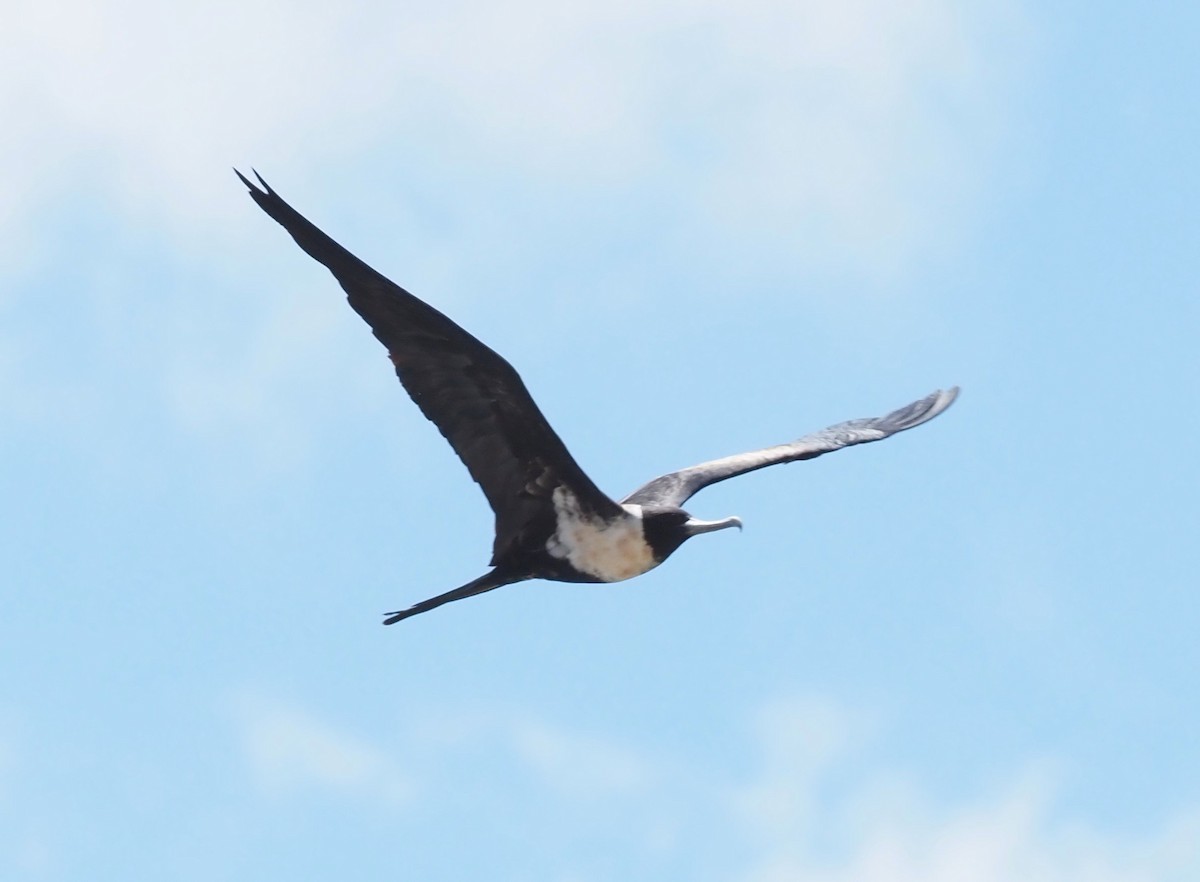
[639,506,743,562]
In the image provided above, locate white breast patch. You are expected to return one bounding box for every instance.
[545,490,659,582]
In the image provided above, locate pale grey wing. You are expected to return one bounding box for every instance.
[621,387,959,508]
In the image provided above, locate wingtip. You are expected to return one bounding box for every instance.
[233,167,274,196]
[881,386,960,434]
[934,385,960,413]
[921,386,960,421]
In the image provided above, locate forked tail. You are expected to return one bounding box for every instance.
[383,570,521,625]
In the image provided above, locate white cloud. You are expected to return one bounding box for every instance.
[738,785,1200,882]
[224,695,1200,880]
[1,0,398,238]
[735,695,867,843]
[236,698,409,803]
[508,717,651,798]
[410,707,653,799]
[1,0,1028,264]
[730,696,1200,882]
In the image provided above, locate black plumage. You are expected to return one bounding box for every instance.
[237,171,958,624]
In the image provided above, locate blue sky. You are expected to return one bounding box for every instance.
[2,1,1198,879]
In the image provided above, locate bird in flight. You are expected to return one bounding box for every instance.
[236,171,958,624]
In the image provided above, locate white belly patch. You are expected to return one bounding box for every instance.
[545,490,658,582]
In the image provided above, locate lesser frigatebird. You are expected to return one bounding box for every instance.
[236,171,958,624]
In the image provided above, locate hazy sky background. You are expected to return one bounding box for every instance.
[2,1,1198,879]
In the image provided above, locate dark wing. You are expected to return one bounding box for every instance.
[236,171,622,561]
[622,387,959,507]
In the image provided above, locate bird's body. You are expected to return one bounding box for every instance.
[546,496,658,583]
[236,171,958,624]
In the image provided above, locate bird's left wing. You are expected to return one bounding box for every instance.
[236,171,622,560]
[622,387,959,508]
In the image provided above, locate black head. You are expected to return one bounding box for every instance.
[639,506,743,563]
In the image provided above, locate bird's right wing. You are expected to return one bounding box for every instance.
[236,171,622,562]
[621,388,959,508]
